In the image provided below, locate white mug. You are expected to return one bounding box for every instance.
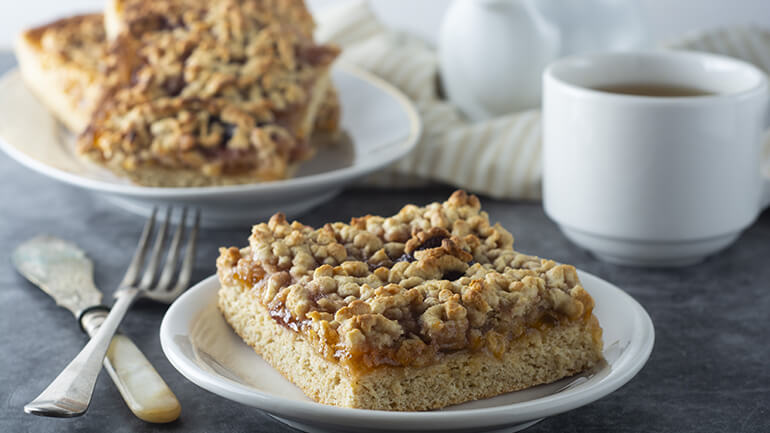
[542,51,770,267]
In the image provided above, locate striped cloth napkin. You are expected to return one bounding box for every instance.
[316,1,770,199]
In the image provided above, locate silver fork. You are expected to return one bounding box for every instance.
[24,208,200,418]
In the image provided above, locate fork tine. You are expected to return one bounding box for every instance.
[138,207,171,290]
[156,207,187,292]
[120,208,157,287]
[172,209,200,293]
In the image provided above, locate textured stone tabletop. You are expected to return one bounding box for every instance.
[1,53,769,433]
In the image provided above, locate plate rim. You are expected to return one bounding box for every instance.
[0,62,422,198]
[160,270,655,430]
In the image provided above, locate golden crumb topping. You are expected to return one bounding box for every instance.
[217,191,597,371]
[111,0,317,38]
[77,0,338,182]
[23,14,106,72]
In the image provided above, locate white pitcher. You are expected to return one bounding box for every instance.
[439,0,648,121]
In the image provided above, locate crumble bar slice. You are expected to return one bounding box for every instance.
[54,0,339,186]
[100,0,336,143]
[216,191,604,411]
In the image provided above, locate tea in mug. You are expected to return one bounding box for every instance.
[593,83,715,97]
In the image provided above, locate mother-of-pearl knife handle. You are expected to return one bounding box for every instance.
[13,236,181,423]
[81,311,181,423]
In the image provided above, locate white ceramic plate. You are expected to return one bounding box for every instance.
[160,271,654,433]
[0,63,421,227]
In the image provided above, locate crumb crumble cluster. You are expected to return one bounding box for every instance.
[217,191,596,371]
[77,0,339,183]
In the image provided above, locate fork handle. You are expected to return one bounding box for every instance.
[24,288,141,418]
[81,311,181,423]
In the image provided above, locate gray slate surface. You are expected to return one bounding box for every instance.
[1,53,769,433]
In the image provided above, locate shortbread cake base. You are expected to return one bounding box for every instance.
[218,282,604,411]
[14,14,104,132]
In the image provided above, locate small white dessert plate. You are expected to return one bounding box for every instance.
[160,271,654,433]
[0,63,421,227]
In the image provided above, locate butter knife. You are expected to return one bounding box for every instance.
[12,236,181,423]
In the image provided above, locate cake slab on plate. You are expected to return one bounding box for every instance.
[215,191,605,411]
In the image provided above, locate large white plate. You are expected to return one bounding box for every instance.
[0,63,421,227]
[160,271,654,433]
